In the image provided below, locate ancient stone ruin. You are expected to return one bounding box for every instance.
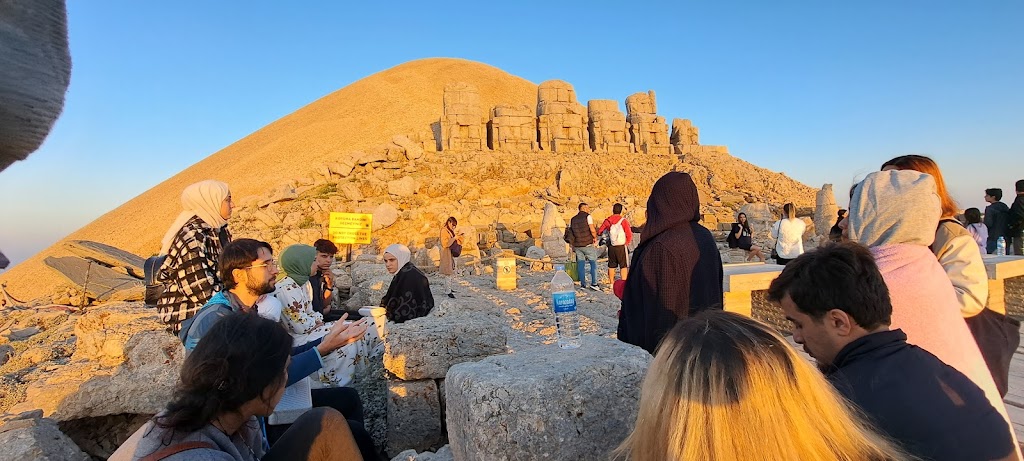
[625,90,671,155]
[435,79,701,157]
[588,100,631,154]
[440,82,486,151]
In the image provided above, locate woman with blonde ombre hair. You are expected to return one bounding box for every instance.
[614,310,911,461]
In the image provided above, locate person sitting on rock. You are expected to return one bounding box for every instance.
[829,209,847,242]
[155,180,233,333]
[177,238,380,461]
[265,244,384,388]
[379,243,434,323]
[727,212,765,262]
[614,310,911,461]
[310,239,344,322]
[112,313,361,461]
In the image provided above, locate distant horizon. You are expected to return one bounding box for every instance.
[2,1,1022,270]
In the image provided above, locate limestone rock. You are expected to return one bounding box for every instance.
[388,177,420,197]
[393,135,424,160]
[0,414,90,461]
[386,379,443,455]
[265,184,297,205]
[0,344,12,366]
[390,445,454,461]
[540,202,569,259]
[340,183,364,202]
[12,328,185,420]
[357,150,388,165]
[384,314,507,380]
[445,336,651,461]
[587,100,630,154]
[71,303,165,367]
[814,184,839,238]
[373,203,400,230]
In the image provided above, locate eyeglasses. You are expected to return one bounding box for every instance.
[245,260,278,270]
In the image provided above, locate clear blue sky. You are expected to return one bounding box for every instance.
[2,1,1022,267]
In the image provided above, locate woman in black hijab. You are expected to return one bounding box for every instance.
[617,172,724,354]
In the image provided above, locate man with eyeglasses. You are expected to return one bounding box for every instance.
[177,238,382,460]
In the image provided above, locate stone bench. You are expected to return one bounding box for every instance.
[723,262,785,317]
[982,255,1024,315]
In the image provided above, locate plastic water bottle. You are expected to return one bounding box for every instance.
[996,237,1006,256]
[551,265,581,349]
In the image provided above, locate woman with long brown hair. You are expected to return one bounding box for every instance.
[615,310,911,461]
[881,154,1018,397]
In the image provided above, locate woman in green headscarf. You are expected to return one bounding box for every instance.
[271,244,382,387]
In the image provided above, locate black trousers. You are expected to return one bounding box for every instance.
[266,387,381,460]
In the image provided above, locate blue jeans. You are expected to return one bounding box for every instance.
[574,246,599,287]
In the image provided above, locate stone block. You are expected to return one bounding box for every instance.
[12,329,184,420]
[384,314,507,380]
[388,176,419,197]
[0,416,90,460]
[445,336,651,461]
[489,105,537,151]
[386,379,444,456]
[393,135,424,160]
[373,203,400,230]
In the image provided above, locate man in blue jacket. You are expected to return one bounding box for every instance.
[179,238,380,460]
[768,242,1016,461]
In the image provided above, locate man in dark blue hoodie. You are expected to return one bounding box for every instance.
[984,188,1010,254]
[768,242,1016,461]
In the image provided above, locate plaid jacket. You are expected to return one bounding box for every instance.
[156,215,230,333]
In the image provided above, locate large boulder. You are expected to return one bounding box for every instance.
[11,305,184,420]
[388,176,420,197]
[0,411,90,460]
[445,336,651,460]
[384,314,507,380]
[386,379,443,456]
[373,203,401,230]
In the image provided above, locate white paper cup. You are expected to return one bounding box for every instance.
[359,306,388,339]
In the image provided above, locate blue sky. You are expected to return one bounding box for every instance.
[2,1,1022,267]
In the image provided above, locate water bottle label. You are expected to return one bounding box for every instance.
[552,291,577,313]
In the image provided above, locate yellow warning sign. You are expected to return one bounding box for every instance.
[328,212,373,244]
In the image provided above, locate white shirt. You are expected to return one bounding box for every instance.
[771,218,806,259]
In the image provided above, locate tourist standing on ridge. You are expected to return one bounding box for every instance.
[881,156,1019,396]
[173,239,379,461]
[596,203,634,283]
[113,313,363,461]
[565,202,600,290]
[1008,179,1024,256]
[617,172,723,354]
[440,216,463,298]
[846,170,1016,429]
[770,242,1017,461]
[156,180,233,334]
[727,212,765,262]
[984,188,1010,254]
[310,239,341,321]
[614,310,911,461]
[769,203,805,265]
[380,243,434,323]
[965,208,988,254]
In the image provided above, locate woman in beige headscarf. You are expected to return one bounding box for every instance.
[156,180,232,333]
[439,216,463,299]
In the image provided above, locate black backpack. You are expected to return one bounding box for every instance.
[144,255,167,308]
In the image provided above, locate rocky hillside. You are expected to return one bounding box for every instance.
[1,57,816,302]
